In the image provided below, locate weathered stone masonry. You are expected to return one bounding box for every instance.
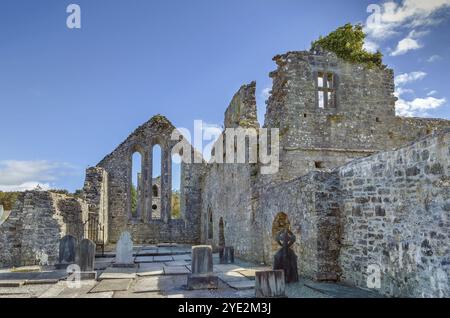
[338,130,450,298]
[0,191,88,267]
[1,47,450,298]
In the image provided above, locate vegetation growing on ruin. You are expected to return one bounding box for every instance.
[312,23,385,69]
[0,192,20,211]
[171,190,181,219]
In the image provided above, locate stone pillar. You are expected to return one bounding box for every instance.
[255,270,286,298]
[187,245,218,290]
[161,146,170,223]
[219,246,235,264]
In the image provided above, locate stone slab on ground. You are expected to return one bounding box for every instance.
[25,270,68,284]
[79,291,114,298]
[137,264,164,277]
[226,280,256,290]
[172,254,191,261]
[213,264,244,273]
[114,291,165,298]
[98,267,137,280]
[89,279,132,293]
[164,266,190,275]
[135,256,154,263]
[10,266,41,273]
[132,277,162,293]
[154,275,188,292]
[236,268,270,280]
[37,282,68,298]
[154,255,173,262]
[218,271,248,283]
[55,280,97,298]
[0,280,25,287]
[164,261,190,266]
[0,272,41,281]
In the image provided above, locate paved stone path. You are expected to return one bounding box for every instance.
[0,244,381,298]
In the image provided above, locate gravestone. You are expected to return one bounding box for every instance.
[113,231,135,267]
[219,246,235,264]
[78,239,97,280]
[56,235,77,269]
[273,229,299,283]
[255,270,286,298]
[187,245,218,290]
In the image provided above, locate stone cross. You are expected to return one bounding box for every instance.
[273,229,299,283]
[187,245,218,290]
[56,235,77,269]
[114,231,134,267]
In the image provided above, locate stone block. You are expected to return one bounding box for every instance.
[255,270,286,298]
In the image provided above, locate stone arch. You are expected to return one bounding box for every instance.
[152,184,159,197]
[151,143,163,220]
[271,212,291,253]
[218,217,225,247]
[129,144,145,221]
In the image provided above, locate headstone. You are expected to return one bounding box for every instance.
[219,246,235,264]
[187,245,218,290]
[78,239,97,280]
[113,231,135,267]
[273,229,299,283]
[56,235,77,269]
[255,270,286,298]
[0,205,4,219]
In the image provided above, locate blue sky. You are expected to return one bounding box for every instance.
[0,0,449,192]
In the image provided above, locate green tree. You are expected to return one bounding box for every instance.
[171,191,181,219]
[312,23,385,69]
[131,184,137,214]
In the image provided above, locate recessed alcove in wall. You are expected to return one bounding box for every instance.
[271,212,291,253]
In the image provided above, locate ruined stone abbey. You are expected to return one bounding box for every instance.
[1,47,450,298]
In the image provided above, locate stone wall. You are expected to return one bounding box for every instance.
[96,115,204,244]
[0,191,88,268]
[259,171,341,281]
[264,49,450,184]
[338,130,450,297]
[83,167,109,243]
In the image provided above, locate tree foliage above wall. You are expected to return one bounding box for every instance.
[312,23,385,69]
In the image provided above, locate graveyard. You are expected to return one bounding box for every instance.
[0,236,381,298]
[1,3,450,300]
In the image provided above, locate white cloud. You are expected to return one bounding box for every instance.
[363,39,380,53]
[394,71,427,86]
[0,160,75,192]
[261,87,272,100]
[396,96,447,117]
[390,30,425,56]
[393,71,445,116]
[427,54,442,62]
[365,1,450,53]
[365,0,450,40]
[427,90,438,96]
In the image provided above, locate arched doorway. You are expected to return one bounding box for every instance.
[218,217,225,247]
[271,212,291,253]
